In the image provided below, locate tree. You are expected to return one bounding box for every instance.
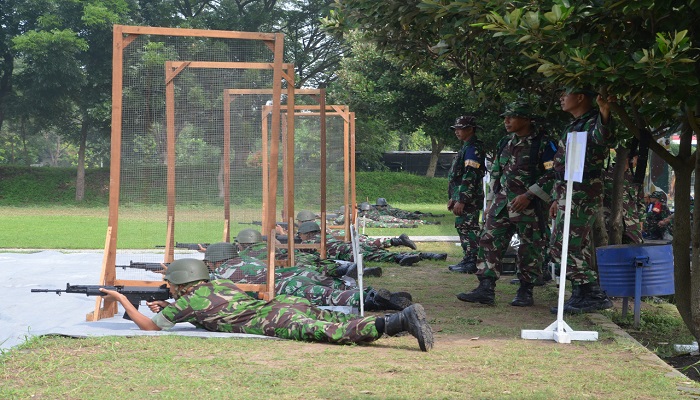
[367,0,700,337]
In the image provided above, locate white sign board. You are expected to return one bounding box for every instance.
[564,131,588,182]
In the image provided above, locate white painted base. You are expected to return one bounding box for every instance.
[521,320,598,343]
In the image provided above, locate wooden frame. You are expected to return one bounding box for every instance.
[93,25,286,321]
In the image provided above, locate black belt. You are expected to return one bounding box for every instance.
[555,170,602,180]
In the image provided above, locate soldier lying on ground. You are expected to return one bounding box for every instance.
[204,242,412,311]
[99,258,434,352]
[298,221,447,266]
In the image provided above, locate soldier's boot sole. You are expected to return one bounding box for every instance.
[403,304,434,352]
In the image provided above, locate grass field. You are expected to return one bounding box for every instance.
[1,170,698,398]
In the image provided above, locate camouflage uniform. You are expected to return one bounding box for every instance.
[362,209,430,226]
[550,108,615,285]
[477,129,556,283]
[152,279,379,344]
[447,135,486,258]
[644,193,672,240]
[240,242,343,277]
[211,258,363,308]
[302,233,420,265]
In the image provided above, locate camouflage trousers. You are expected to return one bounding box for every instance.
[275,272,361,307]
[360,218,416,229]
[476,207,545,283]
[623,216,644,244]
[327,242,398,263]
[550,186,603,285]
[455,210,481,256]
[293,252,342,277]
[240,295,380,344]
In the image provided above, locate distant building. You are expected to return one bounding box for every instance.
[358,151,457,177]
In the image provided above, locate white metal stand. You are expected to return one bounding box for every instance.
[521,131,598,343]
[350,225,364,316]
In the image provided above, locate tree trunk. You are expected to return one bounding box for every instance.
[608,148,629,244]
[673,163,695,338]
[75,121,88,202]
[425,136,445,178]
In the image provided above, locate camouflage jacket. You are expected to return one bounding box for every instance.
[553,108,614,199]
[489,130,557,216]
[448,135,486,210]
[152,279,266,331]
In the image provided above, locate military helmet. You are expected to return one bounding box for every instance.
[338,205,345,214]
[450,115,478,129]
[500,101,535,119]
[298,221,321,234]
[650,190,667,203]
[236,228,263,244]
[359,201,371,211]
[203,242,238,263]
[296,210,316,223]
[375,198,388,206]
[164,258,210,285]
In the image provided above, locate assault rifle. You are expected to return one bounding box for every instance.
[31,283,171,320]
[155,242,209,250]
[245,221,289,230]
[116,261,169,272]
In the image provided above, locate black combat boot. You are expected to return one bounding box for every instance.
[448,254,477,273]
[419,252,448,260]
[334,261,357,277]
[456,276,496,305]
[364,288,412,311]
[381,304,434,352]
[394,253,421,266]
[510,281,534,307]
[566,283,613,313]
[390,233,417,250]
[550,284,583,314]
[342,263,383,279]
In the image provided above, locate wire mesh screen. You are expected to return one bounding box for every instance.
[292,110,349,219]
[113,27,283,282]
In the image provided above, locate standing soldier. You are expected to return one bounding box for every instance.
[447,115,486,273]
[457,101,556,306]
[548,87,616,314]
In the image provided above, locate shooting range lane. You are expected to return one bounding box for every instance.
[0,251,274,350]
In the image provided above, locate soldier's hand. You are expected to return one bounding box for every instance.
[548,201,558,219]
[98,288,124,302]
[509,194,531,213]
[447,199,455,211]
[452,201,465,216]
[146,300,170,313]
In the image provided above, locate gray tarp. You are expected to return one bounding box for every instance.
[0,251,275,350]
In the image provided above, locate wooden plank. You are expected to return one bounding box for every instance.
[117,25,276,41]
[171,61,275,70]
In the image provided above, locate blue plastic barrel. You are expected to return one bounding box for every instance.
[596,243,675,297]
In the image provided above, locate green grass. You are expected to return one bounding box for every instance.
[1,168,698,398]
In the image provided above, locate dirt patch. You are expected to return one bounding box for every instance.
[665,354,700,382]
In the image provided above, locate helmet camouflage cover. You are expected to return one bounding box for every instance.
[450,115,478,129]
[500,101,535,119]
[164,258,210,285]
